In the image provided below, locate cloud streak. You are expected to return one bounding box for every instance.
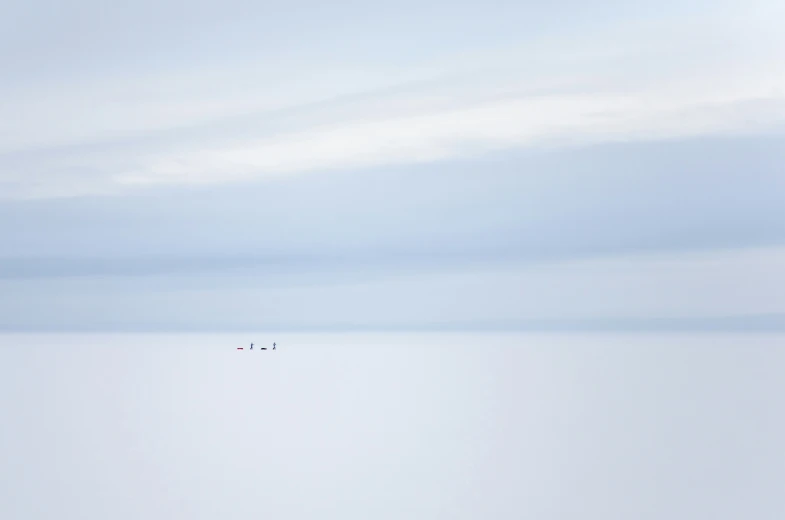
[2,0,784,197]
[2,0,784,331]
[2,245,784,331]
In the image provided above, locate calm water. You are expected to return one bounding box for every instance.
[1,333,784,519]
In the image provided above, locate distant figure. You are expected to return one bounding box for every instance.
[250,343,254,350]
[273,342,276,350]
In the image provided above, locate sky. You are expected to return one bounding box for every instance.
[1,0,784,330]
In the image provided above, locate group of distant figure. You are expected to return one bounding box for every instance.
[249,342,276,351]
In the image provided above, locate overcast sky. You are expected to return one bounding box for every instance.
[1,0,784,330]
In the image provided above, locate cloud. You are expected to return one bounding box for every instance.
[1,245,784,330]
[2,0,785,331]
[113,93,785,187]
[2,133,783,263]
[2,1,784,198]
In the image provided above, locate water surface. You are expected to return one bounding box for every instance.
[1,333,783,519]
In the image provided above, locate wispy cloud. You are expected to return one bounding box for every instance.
[2,245,783,330]
[2,1,784,198]
[2,0,784,331]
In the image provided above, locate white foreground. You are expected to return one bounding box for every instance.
[1,333,783,519]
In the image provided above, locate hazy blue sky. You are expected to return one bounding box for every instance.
[1,0,784,330]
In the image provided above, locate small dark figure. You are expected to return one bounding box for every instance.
[250,343,254,350]
[273,342,276,350]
